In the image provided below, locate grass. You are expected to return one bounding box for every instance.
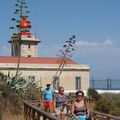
[2,111,24,120]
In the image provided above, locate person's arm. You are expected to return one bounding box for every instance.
[84,99,89,118]
[40,90,44,102]
[86,107,89,119]
[63,95,68,105]
[71,101,79,120]
[53,94,57,113]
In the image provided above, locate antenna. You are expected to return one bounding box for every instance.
[35,24,37,40]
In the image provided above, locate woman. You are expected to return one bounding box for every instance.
[54,87,68,119]
[71,90,87,120]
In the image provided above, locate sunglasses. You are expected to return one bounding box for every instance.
[77,95,83,97]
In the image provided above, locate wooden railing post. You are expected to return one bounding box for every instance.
[35,111,40,120]
[32,109,35,120]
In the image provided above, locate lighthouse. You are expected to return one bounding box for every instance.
[8,16,40,57]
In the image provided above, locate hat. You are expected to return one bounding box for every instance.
[46,84,50,86]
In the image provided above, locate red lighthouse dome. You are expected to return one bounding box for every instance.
[19,16,31,28]
[18,16,31,36]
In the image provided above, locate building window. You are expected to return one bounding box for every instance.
[28,55,31,57]
[28,44,31,48]
[28,76,35,82]
[53,76,59,90]
[75,77,81,90]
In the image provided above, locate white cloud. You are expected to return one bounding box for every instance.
[3,46,8,50]
[76,38,113,48]
[0,39,119,78]
[73,38,120,78]
[0,45,10,56]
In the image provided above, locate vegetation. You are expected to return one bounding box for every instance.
[87,88,100,100]
[87,88,120,116]
[52,35,76,90]
[0,72,41,120]
[94,92,120,116]
[9,0,30,33]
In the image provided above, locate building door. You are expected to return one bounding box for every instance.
[28,76,35,82]
[75,77,81,90]
[53,76,59,90]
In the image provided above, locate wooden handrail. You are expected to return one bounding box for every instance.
[91,110,120,120]
[24,100,120,120]
[24,100,61,120]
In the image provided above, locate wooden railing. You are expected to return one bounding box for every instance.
[24,100,60,120]
[91,110,120,120]
[24,100,120,120]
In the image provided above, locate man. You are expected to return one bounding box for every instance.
[54,87,68,119]
[42,84,54,113]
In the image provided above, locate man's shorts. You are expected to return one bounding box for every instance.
[44,101,53,107]
[55,106,67,114]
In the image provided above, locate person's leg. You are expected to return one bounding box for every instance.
[44,106,48,112]
[60,114,66,119]
[60,106,67,119]
[55,107,61,118]
[44,102,50,113]
[48,101,53,114]
[49,106,54,114]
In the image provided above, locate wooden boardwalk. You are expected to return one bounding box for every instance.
[24,100,120,120]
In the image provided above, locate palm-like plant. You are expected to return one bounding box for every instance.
[9,0,30,33]
[9,0,31,76]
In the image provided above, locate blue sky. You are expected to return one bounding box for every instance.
[0,0,120,79]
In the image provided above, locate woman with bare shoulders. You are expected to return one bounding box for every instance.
[71,90,87,120]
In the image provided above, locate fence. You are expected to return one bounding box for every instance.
[24,100,60,120]
[90,78,120,90]
[91,110,120,120]
[24,100,120,120]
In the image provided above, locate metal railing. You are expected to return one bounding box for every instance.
[90,78,120,90]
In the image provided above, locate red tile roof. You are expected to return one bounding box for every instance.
[0,56,77,64]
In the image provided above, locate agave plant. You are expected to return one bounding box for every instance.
[0,72,41,99]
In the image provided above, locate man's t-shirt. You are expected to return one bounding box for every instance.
[43,88,53,102]
[54,94,68,107]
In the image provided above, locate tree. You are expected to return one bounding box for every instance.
[87,88,100,100]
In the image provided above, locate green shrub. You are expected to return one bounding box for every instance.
[109,107,120,116]
[95,98,113,113]
[95,93,120,116]
[114,100,120,107]
[87,88,100,100]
